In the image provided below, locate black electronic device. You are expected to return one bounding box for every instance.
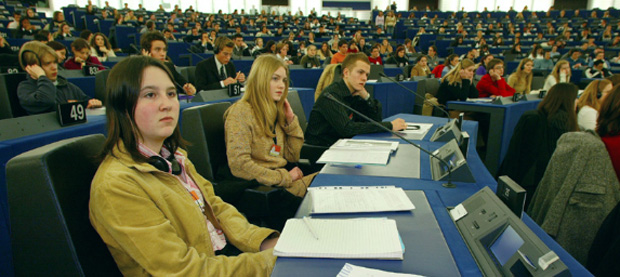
[324,92,458,188]
[378,72,451,120]
[82,64,100,76]
[430,139,475,183]
[512,93,526,103]
[228,82,241,97]
[450,187,570,276]
[430,118,463,143]
[496,176,527,218]
[369,64,384,80]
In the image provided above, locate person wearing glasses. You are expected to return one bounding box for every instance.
[476,58,516,97]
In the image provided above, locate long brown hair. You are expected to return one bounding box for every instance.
[538,83,579,131]
[597,84,620,136]
[226,55,289,138]
[509,58,533,93]
[442,58,475,86]
[579,79,611,111]
[101,56,184,162]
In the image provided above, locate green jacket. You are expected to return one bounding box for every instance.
[89,142,277,276]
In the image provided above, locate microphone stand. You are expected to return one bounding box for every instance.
[378,72,451,121]
[324,93,456,188]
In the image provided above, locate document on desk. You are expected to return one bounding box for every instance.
[337,263,426,277]
[274,218,404,260]
[316,139,398,165]
[308,186,415,214]
[466,98,493,103]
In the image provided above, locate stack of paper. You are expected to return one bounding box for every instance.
[337,263,425,277]
[309,186,415,214]
[274,218,404,260]
[316,139,399,165]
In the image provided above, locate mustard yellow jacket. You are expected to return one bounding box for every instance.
[89,142,277,276]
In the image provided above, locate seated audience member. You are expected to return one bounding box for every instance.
[543,60,571,90]
[195,36,246,91]
[380,39,393,55]
[90,32,116,62]
[533,51,555,70]
[436,59,478,106]
[14,18,36,38]
[7,11,21,29]
[275,42,293,65]
[441,54,460,77]
[589,50,611,68]
[564,48,586,69]
[586,60,613,78]
[79,29,94,43]
[385,46,409,67]
[368,45,383,65]
[53,23,73,40]
[499,83,579,208]
[578,79,612,131]
[410,55,432,77]
[477,58,516,97]
[34,30,52,42]
[300,44,321,68]
[476,54,494,76]
[314,64,338,101]
[598,85,620,180]
[140,32,196,95]
[17,41,101,115]
[64,38,105,70]
[305,53,407,147]
[89,56,278,276]
[330,40,348,64]
[426,45,440,68]
[460,48,479,63]
[225,55,315,199]
[46,41,67,67]
[318,42,332,62]
[47,11,68,31]
[508,58,534,94]
[232,34,251,57]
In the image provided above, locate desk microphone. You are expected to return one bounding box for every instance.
[378,72,451,121]
[324,92,456,188]
[84,60,110,69]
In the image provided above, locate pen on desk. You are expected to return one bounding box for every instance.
[303,216,319,240]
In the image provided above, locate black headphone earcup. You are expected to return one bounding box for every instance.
[147,156,182,175]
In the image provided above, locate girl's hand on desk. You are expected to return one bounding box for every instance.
[289,166,303,181]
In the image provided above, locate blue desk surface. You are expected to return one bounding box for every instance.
[273,114,590,276]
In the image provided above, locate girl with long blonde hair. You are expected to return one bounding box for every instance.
[224,55,315,198]
[508,58,534,94]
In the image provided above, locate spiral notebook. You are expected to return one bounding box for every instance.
[274,218,404,260]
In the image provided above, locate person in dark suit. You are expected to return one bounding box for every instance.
[195,36,246,91]
[140,31,196,96]
[232,34,251,58]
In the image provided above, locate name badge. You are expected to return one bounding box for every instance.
[228,82,241,97]
[83,65,100,76]
[269,144,281,156]
[57,101,87,126]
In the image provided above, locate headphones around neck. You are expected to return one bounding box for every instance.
[148,155,181,175]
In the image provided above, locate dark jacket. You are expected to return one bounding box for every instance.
[587,201,620,277]
[17,75,90,114]
[528,131,620,264]
[163,61,189,90]
[385,55,409,67]
[299,55,321,68]
[305,79,392,147]
[498,110,573,208]
[195,56,237,91]
[436,79,478,105]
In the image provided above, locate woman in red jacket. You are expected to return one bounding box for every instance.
[476,58,515,97]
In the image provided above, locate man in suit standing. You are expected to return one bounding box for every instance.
[195,36,246,91]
